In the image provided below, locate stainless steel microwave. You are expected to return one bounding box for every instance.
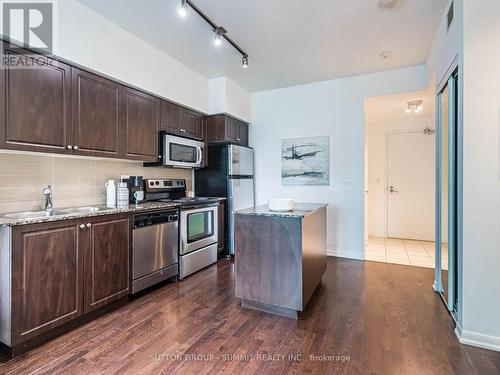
[162,134,204,168]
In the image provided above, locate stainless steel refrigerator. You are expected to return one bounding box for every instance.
[194,144,254,256]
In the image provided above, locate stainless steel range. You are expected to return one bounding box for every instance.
[144,178,219,279]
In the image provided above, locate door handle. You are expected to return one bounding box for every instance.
[196,147,202,164]
[389,186,399,193]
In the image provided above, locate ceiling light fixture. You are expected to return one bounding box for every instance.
[406,100,424,114]
[213,27,226,47]
[178,0,188,18]
[378,0,401,9]
[178,0,249,68]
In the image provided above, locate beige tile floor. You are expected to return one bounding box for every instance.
[365,236,448,270]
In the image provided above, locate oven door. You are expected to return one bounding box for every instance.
[180,206,218,255]
[163,134,203,168]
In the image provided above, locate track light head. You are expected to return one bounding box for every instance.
[213,27,226,47]
[242,55,249,68]
[178,0,188,18]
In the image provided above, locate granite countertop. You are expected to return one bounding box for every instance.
[235,203,328,219]
[0,202,180,227]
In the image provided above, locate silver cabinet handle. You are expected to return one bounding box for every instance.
[236,138,241,141]
[180,129,186,133]
[67,145,72,150]
[73,145,79,150]
[79,224,85,229]
[86,223,92,228]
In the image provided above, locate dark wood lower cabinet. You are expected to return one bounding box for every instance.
[11,221,84,345]
[4,214,130,353]
[83,215,129,313]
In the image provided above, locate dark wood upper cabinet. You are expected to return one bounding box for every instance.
[0,43,72,153]
[11,221,83,345]
[237,121,249,146]
[160,100,203,140]
[0,40,212,162]
[83,215,129,313]
[71,68,121,157]
[160,100,181,134]
[121,88,159,161]
[181,109,203,139]
[206,114,249,146]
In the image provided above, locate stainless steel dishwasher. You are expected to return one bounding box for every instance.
[132,210,179,293]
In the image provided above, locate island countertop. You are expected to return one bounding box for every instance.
[235,203,328,219]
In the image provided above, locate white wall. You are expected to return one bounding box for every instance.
[366,116,435,237]
[46,0,210,112]
[426,0,463,85]
[459,0,500,351]
[251,65,426,259]
[209,77,252,122]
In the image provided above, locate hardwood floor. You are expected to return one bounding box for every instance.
[1,258,499,374]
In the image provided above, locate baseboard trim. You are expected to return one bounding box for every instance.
[327,249,364,260]
[456,328,500,352]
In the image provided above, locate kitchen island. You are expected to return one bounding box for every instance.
[234,203,327,319]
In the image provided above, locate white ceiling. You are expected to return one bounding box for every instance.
[78,0,448,92]
[365,85,436,124]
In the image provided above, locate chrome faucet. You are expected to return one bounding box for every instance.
[43,185,53,212]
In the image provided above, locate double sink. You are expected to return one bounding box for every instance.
[2,206,105,220]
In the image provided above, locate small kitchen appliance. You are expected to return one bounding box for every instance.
[123,176,145,204]
[160,133,204,169]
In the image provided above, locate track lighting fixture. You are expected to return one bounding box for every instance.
[177,0,249,68]
[178,0,188,18]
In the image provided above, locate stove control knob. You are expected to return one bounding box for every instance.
[168,215,174,222]
[149,181,154,186]
[155,181,159,185]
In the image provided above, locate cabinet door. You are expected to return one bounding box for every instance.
[237,122,249,146]
[0,43,72,153]
[71,68,121,157]
[83,216,129,313]
[182,109,202,139]
[160,100,181,134]
[11,221,83,344]
[225,117,238,142]
[121,88,159,161]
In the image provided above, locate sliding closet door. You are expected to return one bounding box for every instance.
[436,70,459,313]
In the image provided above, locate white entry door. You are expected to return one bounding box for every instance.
[387,131,435,241]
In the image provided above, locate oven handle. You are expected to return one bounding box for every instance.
[181,203,219,210]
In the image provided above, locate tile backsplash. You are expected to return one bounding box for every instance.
[0,151,192,213]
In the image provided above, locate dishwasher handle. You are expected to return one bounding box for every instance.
[134,210,178,228]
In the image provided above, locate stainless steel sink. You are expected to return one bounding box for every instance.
[2,206,108,220]
[2,210,60,219]
[58,206,104,214]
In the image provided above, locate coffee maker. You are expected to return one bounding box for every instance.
[122,176,145,204]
